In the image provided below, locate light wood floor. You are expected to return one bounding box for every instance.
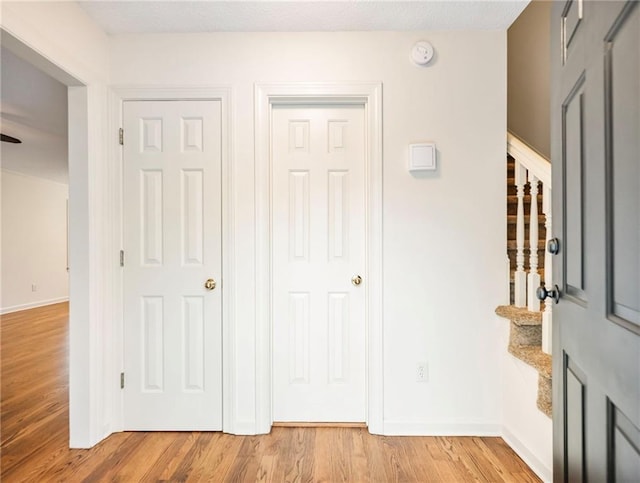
[1,303,541,482]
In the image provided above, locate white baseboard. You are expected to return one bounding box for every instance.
[502,426,552,482]
[1,297,69,315]
[383,421,501,436]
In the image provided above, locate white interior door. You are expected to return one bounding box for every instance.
[122,100,222,430]
[272,105,366,422]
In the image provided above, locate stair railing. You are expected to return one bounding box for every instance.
[507,132,553,354]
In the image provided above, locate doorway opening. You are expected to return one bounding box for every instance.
[1,29,92,447]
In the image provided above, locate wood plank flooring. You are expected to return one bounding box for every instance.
[1,303,541,482]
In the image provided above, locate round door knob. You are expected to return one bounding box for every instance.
[536,283,560,304]
[352,275,362,286]
[547,238,560,255]
[204,278,216,291]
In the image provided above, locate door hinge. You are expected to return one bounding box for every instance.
[119,128,124,145]
[120,372,125,389]
[120,250,125,267]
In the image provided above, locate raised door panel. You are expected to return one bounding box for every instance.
[289,171,310,262]
[142,296,164,392]
[182,296,205,392]
[328,171,349,261]
[605,2,640,329]
[328,293,349,383]
[181,170,204,266]
[562,76,586,302]
[564,354,586,482]
[141,170,164,266]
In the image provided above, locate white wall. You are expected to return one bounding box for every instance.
[1,170,69,312]
[111,31,507,434]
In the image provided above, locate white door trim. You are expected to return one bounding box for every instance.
[255,83,384,434]
[110,86,235,433]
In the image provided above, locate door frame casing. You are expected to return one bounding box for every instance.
[110,87,235,433]
[254,83,384,434]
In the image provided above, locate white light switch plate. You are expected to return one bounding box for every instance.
[409,143,436,171]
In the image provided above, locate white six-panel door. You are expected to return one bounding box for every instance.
[272,105,366,422]
[122,100,222,430]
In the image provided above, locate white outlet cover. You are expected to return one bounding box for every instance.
[416,362,429,382]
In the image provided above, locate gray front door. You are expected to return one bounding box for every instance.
[551,0,640,480]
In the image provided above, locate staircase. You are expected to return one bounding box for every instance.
[497,133,553,419]
[507,154,546,303]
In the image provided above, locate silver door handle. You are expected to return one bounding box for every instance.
[536,283,560,304]
[547,238,560,255]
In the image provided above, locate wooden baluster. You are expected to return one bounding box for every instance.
[542,184,553,354]
[527,175,540,311]
[514,161,527,307]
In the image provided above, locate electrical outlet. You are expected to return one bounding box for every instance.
[31,283,37,292]
[416,362,428,382]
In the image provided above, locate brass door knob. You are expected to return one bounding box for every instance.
[204,278,216,291]
[352,275,362,286]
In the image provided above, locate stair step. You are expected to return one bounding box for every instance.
[507,194,535,203]
[507,240,546,250]
[508,228,547,241]
[508,343,551,379]
[496,305,542,326]
[496,304,552,418]
[507,214,546,224]
[509,268,545,277]
[506,184,547,197]
[507,196,544,209]
[507,252,546,264]
[508,253,546,264]
[508,231,547,244]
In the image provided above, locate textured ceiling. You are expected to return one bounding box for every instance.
[78,1,529,34]
[1,48,68,184]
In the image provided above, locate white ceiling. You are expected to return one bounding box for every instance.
[1,47,69,184]
[78,1,529,34]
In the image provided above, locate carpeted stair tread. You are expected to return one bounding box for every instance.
[496,305,543,326]
[508,343,552,379]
